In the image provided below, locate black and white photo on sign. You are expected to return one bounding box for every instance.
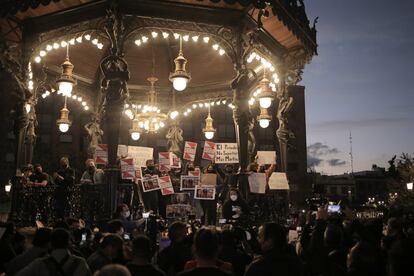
[180,175,199,190]
[194,186,216,200]
[141,175,160,192]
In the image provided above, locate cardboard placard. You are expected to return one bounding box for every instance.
[180,175,199,190]
[248,173,267,194]
[128,146,153,167]
[141,175,160,192]
[200,173,217,187]
[215,143,239,164]
[202,141,216,161]
[159,175,175,195]
[120,158,135,180]
[183,141,197,161]
[257,151,276,165]
[94,144,108,165]
[268,172,289,190]
[194,186,216,200]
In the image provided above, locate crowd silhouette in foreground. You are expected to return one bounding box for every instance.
[0,203,413,276]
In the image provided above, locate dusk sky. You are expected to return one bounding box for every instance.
[302,0,414,175]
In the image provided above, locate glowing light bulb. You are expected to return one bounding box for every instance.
[192,36,199,42]
[131,132,140,141]
[84,106,89,110]
[204,131,214,140]
[170,111,179,120]
[46,45,53,51]
[76,36,83,43]
[34,56,41,63]
[72,95,77,100]
[59,123,70,133]
[172,77,188,91]
[25,103,31,113]
[182,35,189,41]
[39,50,46,57]
[84,34,91,40]
[69,38,75,45]
[135,39,142,46]
[53,43,60,49]
[60,41,67,47]
[142,36,148,43]
[162,32,169,38]
[219,49,225,55]
[77,97,82,102]
[203,36,210,43]
[151,31,158,38]
[259,97,272,109]
[173,33,180,39]
[97,43,104,49]
[212,44,219,50]
[159,122,165,128]
[58,82,73,96]
[92,38,98,45]
[259,119,270,128]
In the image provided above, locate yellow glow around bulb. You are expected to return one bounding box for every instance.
[59,123,70,133]
[162,32,169,38]
[173,77,188,91]
[259,119,270,128]
[46,45,53,51]
[131,132,140,141]
[259,97,272,109]
[39,50,46,57]
[34,56,41,63]
[204,131,214,140]
[203,36,210,43]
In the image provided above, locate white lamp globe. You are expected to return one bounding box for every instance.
[170,111,179,120]
[172,77,188,91]
[204,131,214,140]
[259,119,270,128]
[58,81,73,96]
[131,132,140,141]
[59,123,70,133]
[259,97,272,109]
[407,182,413,190]
[5,183,11,192]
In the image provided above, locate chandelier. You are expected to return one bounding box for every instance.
[169,35,191,91]
[258,69,273,109]
[134,77,168,134]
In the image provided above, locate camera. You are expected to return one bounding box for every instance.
[143,212,150,219]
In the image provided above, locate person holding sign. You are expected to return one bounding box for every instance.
[199,164,219,225]
[141,160,166,217]
[222,189,249,223]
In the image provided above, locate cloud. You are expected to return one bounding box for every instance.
[307,142,339,156]
[307,156,323,167]
[327,159,346,166]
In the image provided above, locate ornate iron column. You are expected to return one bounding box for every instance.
[100,7,130,218]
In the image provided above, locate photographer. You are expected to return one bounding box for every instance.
[115,204,144,234]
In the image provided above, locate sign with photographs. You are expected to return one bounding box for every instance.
[159,175,174,195]
[202,141,216,161]
[248,173,267,194]
[170,153,181,168]
[141,175,160,192]
[200,173,217,187]
[166,204,193,218]
[128,146,154,167]
[256,151,276,165]
[268,172,289,190]
[215,143,239,164]
[120,158,135,180]
[171,193,191,205]
[180,175,199,190]
[194,186,216,200]
[94,144,108,165]
[183,141,197,161]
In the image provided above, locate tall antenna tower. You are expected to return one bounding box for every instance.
[349,131,354,174]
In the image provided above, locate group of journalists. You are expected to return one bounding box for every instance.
[0,156,413,275]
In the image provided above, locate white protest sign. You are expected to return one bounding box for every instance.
[248,173,267,194]
[128,146,153,167]
[257,151,276,165]
[215,143,239,164]
[268,172,289,190]
[117,145,128,159]
[183,141,197,161]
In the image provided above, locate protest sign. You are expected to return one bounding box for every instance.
[134,165,142,180]
[94,144,108,165]
[141,175,160,192]
[117,145,128,159]
[183,141,197,161]
[268,172,289,190]
[120,158,135,180]
[202,141,216,161]
[257,151,276,165]
[248,173,267,194]
[180,175,199,190]
[171,153,181,168]
[128,146,153,167]
[159,175,174,195]
[200,173,217,187]
[159,152,172,166]
[194,186,216,200]
[166,204,193,218]
[215,143,239,163]
[188,170,200,177]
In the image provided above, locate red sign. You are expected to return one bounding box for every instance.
[183,141,197,161]
[94,144,108,165]
[202,141,216,161]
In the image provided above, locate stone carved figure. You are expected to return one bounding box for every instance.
[247,116,256,161]
[166,125,184,156]
[85,114,104,156]
[276,94,295,148]
[25,106,37,145]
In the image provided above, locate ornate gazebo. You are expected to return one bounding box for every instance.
[0,0,317,220]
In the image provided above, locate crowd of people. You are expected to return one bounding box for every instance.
[0,204,413,276]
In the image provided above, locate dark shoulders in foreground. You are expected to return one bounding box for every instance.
[177,267,232,276]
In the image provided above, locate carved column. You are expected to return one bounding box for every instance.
[101,8,129,218]
[231,68,253,199]
[166,123,183,157]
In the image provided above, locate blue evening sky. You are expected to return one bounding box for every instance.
[302,0,414,174]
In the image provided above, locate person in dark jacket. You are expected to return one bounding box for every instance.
[222,189,249,223]
[53,157,75,219]
[245,222,304,276]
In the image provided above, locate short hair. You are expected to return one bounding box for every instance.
[101,234,123,249]
[94,264,131,276]
[107,220,124,233]
[33,164,42,169]
[168,221,186,241]
[51,228,70,249]
[85,159,95,166]
[194,227,219,260]
[132,235,152,259]
[261,222,287,249]
[32,228,52,247]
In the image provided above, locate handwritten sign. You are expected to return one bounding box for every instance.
[268,172,289,190]
[257,151,276,165]
[94,144,108,165]
[248,173,267,194]
[120,158,135,180]
[128,146,153,167]
[202,141,216,161]
[215,143,239,164]
[183,141,197,161]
